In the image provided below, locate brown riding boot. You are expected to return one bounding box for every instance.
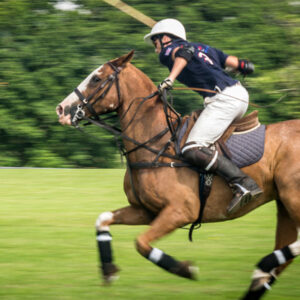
[182,146,262,215]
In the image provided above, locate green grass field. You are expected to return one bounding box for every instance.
[1,169,299,300]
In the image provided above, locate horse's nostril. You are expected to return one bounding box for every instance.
[56,105,63,116]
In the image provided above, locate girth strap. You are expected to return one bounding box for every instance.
[129,161,190,169]
[188,173,208,241]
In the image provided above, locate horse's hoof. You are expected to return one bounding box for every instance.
[188,264,199,280]
[176,261,199,280]
[101,263,120,285]
[103,274,120,285]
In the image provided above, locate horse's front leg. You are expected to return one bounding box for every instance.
[95,205,154,283]
[136,204,199,280]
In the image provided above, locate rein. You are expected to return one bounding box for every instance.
[72,65,205,241]
[72,62,188,166]
[80,96,187,165]
[173,86,287,108]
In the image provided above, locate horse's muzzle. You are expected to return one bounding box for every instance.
[56,104,72,125]
[70,104,86,127]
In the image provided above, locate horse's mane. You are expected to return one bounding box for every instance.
[126,62,157,92]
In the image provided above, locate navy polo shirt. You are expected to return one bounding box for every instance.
[159,39,238,97]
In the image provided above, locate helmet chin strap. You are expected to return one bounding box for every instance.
[159,35,173,48]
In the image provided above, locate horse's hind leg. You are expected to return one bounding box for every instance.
[135,204,199,280]
[241,201,298,300]
[95,205,154,283]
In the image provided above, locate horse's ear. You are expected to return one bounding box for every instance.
[110,50,135,68]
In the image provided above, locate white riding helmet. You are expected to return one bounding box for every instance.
[144,18,186,45]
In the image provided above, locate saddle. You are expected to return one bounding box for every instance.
[176,110,264,168]
[177,110,260,150]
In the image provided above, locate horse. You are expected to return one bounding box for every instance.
[56,50,300,299]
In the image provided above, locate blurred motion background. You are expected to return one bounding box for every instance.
[0,0,299,168]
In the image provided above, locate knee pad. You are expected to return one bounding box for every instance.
[182,145,217,171]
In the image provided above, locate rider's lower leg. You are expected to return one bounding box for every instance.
[182,145,262,214]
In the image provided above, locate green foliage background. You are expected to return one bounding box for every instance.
[0,0,299,167]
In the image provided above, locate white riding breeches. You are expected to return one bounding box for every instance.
[182,83,249,152]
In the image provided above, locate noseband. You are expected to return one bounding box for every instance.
[71,62,121,127]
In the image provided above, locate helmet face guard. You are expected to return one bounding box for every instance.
[144,18,186,45]
[151,34,163,43]
[150,34,167,51]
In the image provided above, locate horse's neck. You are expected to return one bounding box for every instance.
[118,64,171,156]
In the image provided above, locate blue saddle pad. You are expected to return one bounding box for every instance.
[225,125,266,168]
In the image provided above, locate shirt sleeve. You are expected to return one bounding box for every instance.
[212,47,229,69]
[159,45,175,70]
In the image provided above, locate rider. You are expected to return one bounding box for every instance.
[144,18,262,214]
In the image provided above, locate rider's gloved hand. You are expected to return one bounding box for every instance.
[238,59,254,75]
[158,78,173,94]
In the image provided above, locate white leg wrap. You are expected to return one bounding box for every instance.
[274,249,287,265]
[289,239,300,256]
[95,212,113,231]
[148,248,164,264]
[96,234,112,242]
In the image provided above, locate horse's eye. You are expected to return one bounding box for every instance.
[92,75,101,83]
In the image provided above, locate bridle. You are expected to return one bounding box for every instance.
[69,62,205,240]
[70,60,189,164]
[70,62,183,163]
[71,62,122,127]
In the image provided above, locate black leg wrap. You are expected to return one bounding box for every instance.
[281,245,295,261]
[148,248,179,272]
[158,253,180,271]
[96,231,120,281]
[257,246,295,273]
[241,276,276,300]
[257,253,279,273]
[148,248,194,279]
[96,231,113,264]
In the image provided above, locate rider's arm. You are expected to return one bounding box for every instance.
[225,55,239,69]
[168,55,188,82]
[225,55,254,75]
[167,45,194,81]
[159,44,194,92]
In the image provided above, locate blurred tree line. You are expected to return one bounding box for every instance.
[0,0,299,167]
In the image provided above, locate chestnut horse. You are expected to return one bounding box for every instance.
[56,51,300,299]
